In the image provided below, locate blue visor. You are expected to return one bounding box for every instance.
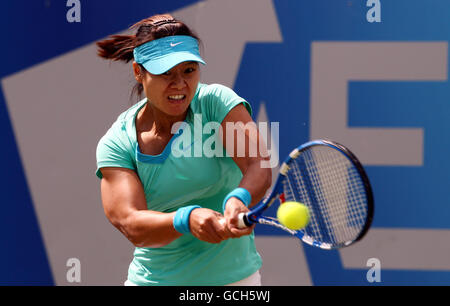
[133,35,206,75]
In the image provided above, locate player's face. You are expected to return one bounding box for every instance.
[140,61,200,118]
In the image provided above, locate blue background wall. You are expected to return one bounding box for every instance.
[1,0,449,285]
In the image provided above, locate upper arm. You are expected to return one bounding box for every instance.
[220,104,270,173]
[100,167,147,230]
[96,124,135,179]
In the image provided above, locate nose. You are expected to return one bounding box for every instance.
[170,71,187,90]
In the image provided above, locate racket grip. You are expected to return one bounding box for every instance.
[237,212,252,228]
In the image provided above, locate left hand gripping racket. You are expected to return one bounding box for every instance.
[238,139,374,249]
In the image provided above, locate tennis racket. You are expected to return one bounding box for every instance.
[238,139,374,249]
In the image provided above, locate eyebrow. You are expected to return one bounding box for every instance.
[163,62,198,74]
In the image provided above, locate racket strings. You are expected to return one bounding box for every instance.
[283,146,368,246]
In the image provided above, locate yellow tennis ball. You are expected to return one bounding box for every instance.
[277,201,309,230]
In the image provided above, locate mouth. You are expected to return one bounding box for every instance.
[168,94,186,102]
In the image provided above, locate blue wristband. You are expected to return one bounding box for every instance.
[222,187,252,213]
[173,205,201,234]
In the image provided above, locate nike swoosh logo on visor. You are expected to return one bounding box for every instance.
[170,42,183,47]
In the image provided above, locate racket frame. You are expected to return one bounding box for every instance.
[241,139,374,249]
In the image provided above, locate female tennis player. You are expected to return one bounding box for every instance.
[95,14,272,286]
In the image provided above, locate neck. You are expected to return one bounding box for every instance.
[137,102,187,135]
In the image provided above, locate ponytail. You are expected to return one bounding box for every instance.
[96,34,136,62]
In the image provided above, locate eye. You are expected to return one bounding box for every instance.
[185,67,196,74]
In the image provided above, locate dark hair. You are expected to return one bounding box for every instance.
[96,14,201,100]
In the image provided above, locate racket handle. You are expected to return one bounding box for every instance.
[237,212,252,228]
[221,214,253,228]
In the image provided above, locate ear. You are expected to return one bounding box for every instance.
[132,62,143,82]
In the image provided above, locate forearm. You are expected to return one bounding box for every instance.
[120,210,182,248]
[219,104,272,207]
[238,159,272,207]
[222,159,269,237]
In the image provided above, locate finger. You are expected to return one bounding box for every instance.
[229,213,249,230]
[216,218,233,240]
[192,221,222,244]
[218,217,226,226]
[211,216,236,242]
[192,227,216,244]
[204,221,224,243]
[230,228,253,238]
[226,214,248,237]
[229,224,255,238]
